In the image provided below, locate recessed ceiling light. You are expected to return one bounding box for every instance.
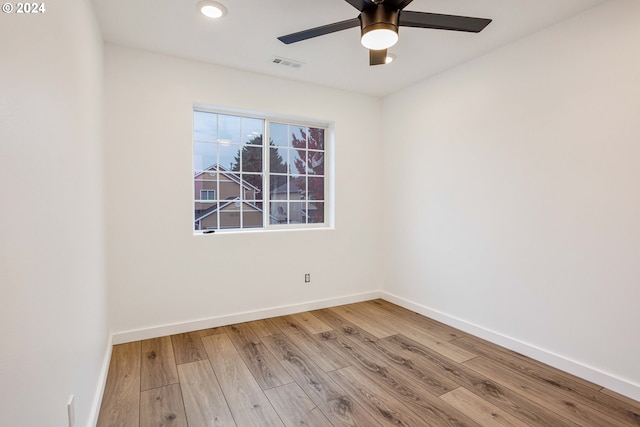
[385,53,397,64]
[197,1,227,19]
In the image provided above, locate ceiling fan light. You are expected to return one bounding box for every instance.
[385,53,396,64]
[361,27,398,50]
[197,1,227,19]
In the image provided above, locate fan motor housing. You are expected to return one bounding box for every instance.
[360,4,400,34]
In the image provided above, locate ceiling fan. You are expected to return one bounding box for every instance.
[277,0,492,66]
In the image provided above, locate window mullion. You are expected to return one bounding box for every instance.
[216,114,221,231]
[239,121,244,230]
[263,120,270,229]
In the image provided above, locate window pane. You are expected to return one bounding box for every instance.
[218,175,240,200]
[290,126,307,149]
[194,111,217,142]
[270,201,288,224]
[290,176,306,200]
[308,177,324,200]
[242,117,263,145]
[194,179,204,200]
[218,114,241,144]
[290,148,306,175]
[193,142,216,172]
[243,210,263,228]
[220,211,241,229]
[270,122,288,146]
[307,151,324,175]
[308,127,325,150]
[218,144,239,171]
[220,199,241,229]
[270,145,288,174]
[242,146,262,173]
[195,202,218,231]
[241,173,263,201]
[270,174,287,195]
[308,202,324,224]
[289,202,306,224]
[195,174,216,193]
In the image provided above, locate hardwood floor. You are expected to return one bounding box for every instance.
[97,300,640,426]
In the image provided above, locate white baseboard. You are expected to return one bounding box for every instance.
[112,291,382,345]
[96,290,639,414]
[381,291,640,402]
[88,334,113,427]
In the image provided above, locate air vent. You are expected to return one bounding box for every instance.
[272,56,304,69]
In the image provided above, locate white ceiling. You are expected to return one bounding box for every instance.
[91,0,606,97]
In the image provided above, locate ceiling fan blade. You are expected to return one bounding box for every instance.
[370,49,387,66]
[399,11,492,33]
[278,18,361,44]
[344,0,374,12]
[383,0,414,10]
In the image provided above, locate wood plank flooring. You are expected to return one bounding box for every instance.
[97,299,640,426]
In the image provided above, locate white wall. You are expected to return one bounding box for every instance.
[383,0,640,399]
[104,45,384,338]
[0,0,108,426]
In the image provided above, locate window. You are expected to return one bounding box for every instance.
[193,108,329,233]
[200,189,216,200]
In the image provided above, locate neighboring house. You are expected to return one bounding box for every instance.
[194,165,263,230]
[195,165,320,229]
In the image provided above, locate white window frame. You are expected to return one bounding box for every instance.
[193,105,332,234]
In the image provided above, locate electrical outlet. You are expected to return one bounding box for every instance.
[304,273,310,283]
[67,395,75,427]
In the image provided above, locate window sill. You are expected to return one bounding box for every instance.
[193,225,333,236]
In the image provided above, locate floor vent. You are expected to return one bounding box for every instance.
[272,56,304,69]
